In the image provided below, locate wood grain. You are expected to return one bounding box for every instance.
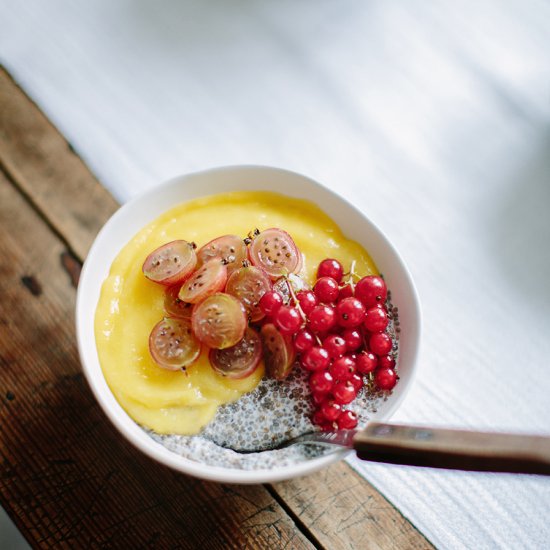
[273,462,430,550]
[0,68,118,261]
[0,66,433,549]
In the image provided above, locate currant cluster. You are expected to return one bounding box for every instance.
[259,258,398,431]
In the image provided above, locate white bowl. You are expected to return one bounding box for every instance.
[76,165,421,484]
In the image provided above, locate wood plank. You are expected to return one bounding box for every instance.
[273,462,431,550]
[0,171,313,549]
[0,66,433,548]
[0,68,118,261]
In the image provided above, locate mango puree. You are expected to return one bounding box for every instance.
[95,191,378,435]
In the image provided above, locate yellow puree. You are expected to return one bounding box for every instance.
[95,192,378,435]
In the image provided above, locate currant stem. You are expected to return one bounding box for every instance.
[285,277,307,322]
[348,260,357,293]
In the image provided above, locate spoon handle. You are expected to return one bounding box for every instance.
[354,422,550,474]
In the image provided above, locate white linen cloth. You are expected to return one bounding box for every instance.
[2,1,549,548]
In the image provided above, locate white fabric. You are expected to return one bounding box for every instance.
[2,1,549,547]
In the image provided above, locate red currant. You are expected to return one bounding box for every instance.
[320,422,336,432]
[364,306,389,333]
[323,334,347,359]
[317,259,344,282]
[349,373,363,392]
[341,328,362,352]
[274,305,302,335]
[333,381,357,404]
[314,277,339,303]
[259,290,283,316]
[312,409,326,426]
[356,351,378,374]
[310,370,334,394]
[378,354,396,369]
[308,305,337,333]
[338,284,354,301]
[355,275,387,308]
[329,356,356,381]
[320,399,342,421]
[294,329,315,352]
[312,391,327,406]
[337,410,358,429]
[369,332,392,355]
[301,346,330,371]
[296,290,317,315]
[374,367,398,390]
[336,297,366,328]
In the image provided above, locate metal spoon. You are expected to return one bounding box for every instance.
[241,421,550,475]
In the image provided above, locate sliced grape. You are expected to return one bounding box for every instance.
[142,240,197,285]
[248,228,302,279]
[164,285,193,319]
[225,265,272,322]
[260,322,296,380]
[209,327,263,379]
[149,317,201,370]
[191,293,247,349]
[197,234,248,273]
[178,260,227,304]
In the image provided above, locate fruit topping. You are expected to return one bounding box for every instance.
[363,305,389,333]
[341,328,362,352]
[142,230,399,428]
[191,293,247,349]
[259,290,284,317]
[337,410,358,429]
[329,356,356,381]
[248,228,302,279]
[142,240,197,285]
[296,290,318,314]
[314,277,340,303]
[317,258,344,282]
[225,264,272,322]
[273,305,302,335]
[307,304,337,333]
[196,234,248,273]
[369,332,393,355]
[178,260,227,304]
[294,329,315,352]
[333,380,357,404]
[309,370,334,394]
[335,297,366,328]
[374,367,398,391]
[260,323,296,380]
[356,351,378,374]
[149,317,201,370]
[272,274,308,305]
[378,354,396,369]
[322,334,347,359]
[355,275,387,308]
[300,346,330,372]
[164,285,193,319]
[320,399,342,421]
[209,327,263,379]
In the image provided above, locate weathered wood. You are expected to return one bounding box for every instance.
[0,68,118,261]
[0,65,433,548]
[0,172,313,549]
[273,461,431,550]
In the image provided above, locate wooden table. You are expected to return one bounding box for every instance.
[0,66,432,549]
